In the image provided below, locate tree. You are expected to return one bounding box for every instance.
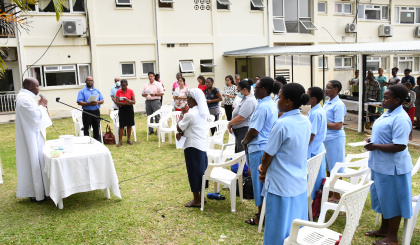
[0,0,64,76]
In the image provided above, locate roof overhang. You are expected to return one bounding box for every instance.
[224,41,420,57]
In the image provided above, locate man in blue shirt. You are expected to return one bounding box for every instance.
[306,87,327,199]
[77,76,104,141]
[110,77,121,110]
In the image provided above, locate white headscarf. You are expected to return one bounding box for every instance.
[188,88,210,118]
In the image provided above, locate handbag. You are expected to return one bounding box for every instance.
[103,124,116,145]
[312,177,326,220]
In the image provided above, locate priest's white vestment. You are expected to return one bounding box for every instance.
[15,89,52,201]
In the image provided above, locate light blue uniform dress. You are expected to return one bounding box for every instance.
[263,109,311,245]
[323,96,346,173]
[247,96,278,207]
[369,105,413,219]
[307,103,327,199]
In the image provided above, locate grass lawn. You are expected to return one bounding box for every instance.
[0,114,419,244]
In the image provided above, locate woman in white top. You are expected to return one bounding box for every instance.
[176,88,210,208]
[173,77,189,112]
[388,67,401,85]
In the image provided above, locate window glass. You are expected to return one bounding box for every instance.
[344,4,352,14]
[78,64,90,84]
[45,72,76,86]
[39,0,70,12]
[416,8,420,23]
[299,0,309,17]
[318,57,327,69]
[273,18,286,32]
[217,2,229,10]
[381,57,388,71]
[358,4,365,18]
[401,11,415,23]
[200,60,214,73]
[0,69,14,92]
[273,0,283,16]
[366,61,380,71]
[365,9,380,20]
[344,58,352,67]
[284,0,298,33]
[335,3,342,13]
[318,2,326,13]
[414,57,420,72]
[121,63,135,76]
[394,7,400,23]
[142,63,155,75]
[382,6,389,19]
[399,61,412,71]
[29,67,42,85]
[179,61,194,73]
[335,57,343,67]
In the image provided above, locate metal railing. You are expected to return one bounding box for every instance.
[0,93,16,113]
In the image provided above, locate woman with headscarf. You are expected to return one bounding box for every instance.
[176,88,210,208]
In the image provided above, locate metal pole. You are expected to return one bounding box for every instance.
[273,55,276,78]
[291,55,294,83]
[246,56,249,78]
[357,53,363,133]
[323,55,325,102]
[361,54,368,132]
[310,55,314,87]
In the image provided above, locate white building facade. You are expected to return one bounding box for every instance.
[1,0,420,118]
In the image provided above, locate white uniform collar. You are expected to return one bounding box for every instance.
[20,88,36,98]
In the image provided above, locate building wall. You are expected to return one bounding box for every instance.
[3,0,420,118]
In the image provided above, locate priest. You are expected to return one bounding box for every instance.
[15,77,52,201]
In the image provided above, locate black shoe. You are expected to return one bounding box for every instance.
[148,131,154,135]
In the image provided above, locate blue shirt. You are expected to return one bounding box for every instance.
[264,109,311,197]
[323,96,346,141]
[369,105,412,175]
[307,103,327,159]
[77,86,104,110]
[110,85,120,98]
[248,96,278,154]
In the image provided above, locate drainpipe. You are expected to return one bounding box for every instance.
[16,15,25,85]
[154,0,161,74]
[267,0,272,76]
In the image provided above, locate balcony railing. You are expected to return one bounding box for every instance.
[0,93,16,113]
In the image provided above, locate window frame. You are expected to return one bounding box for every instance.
[366,57,387,73]
[25,0,86,14]
[272,0,315,34]
[43,65,78,87]
[120,62,136,77]
[318,2,327,14]
[394,56,419,73]
[358,4,389,21]
[251,0,264,11]
[179,61,195,73]
[200,59,216,73]
[77,63,90,85]
[334,56,353,69]
[217,0,231,10]
[273,17,286,33]
[318,56,328,69]
[395,6,420,24]
[335,2,352,15]
[28,66,44,86]
[159,0,173,8]
[141,62,155,76]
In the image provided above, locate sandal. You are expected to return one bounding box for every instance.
[185,200,200,208]
[245,217,259,226]
[365,231,386,238]
[116,142,122,147]
[127,140,133,145]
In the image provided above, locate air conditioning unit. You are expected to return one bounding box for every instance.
[415,26,420,37]
[378,24,393,37]
[62,19,83,36]
[0,48,17,61]
[345,23,357,33]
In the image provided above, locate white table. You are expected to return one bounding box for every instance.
[341,99,381,112]
[43,137,122,209]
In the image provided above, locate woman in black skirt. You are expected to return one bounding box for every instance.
[115,79,136,147]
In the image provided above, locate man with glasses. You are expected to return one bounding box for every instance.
[77,76,104,141]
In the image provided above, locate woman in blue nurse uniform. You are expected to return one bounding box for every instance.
[364,84,413,245]
[323,80,346,203]
[258,83,311,245]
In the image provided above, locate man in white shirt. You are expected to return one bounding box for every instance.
[15,77,52,202]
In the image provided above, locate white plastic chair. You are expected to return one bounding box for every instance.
[110,110,137,144]
[200,152,246,213]
[207,133,236,163]
[158,111,182,147]
[219,107,226,121]
[207,120,229,148]
[374,156,420,245]
[71,109,83,136]
[318,158,371,223]
[258,151,327,233]
[283,181,374,245]
[147,107,172,141]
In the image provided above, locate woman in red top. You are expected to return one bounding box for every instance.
[197,75,207,93]
[115,79,136,147]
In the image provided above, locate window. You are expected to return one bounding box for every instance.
[217,0,230,10]
[142,62,155,75]
[318,2,326,14]
[335,3,352,15]
[116,0,131,8]
[43,65,77,86]
[395,6,420,24]
[335,57,352,68]
[159,0,173,8]
[200,60,216,73]
[120,63,135,77]
[366,57,387,72]
[318,57,327,69]
[77,64,90,85]
[251,0,264,11]
[179,61,194,73]
[358,4,389,20]
[36,0,85,13]
[393,56,420,72]
[272,0,315,33]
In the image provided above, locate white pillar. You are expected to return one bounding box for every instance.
[358,53,363,133]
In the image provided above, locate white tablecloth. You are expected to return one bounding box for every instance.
[342,99,381,112]
[43,137,121,208]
